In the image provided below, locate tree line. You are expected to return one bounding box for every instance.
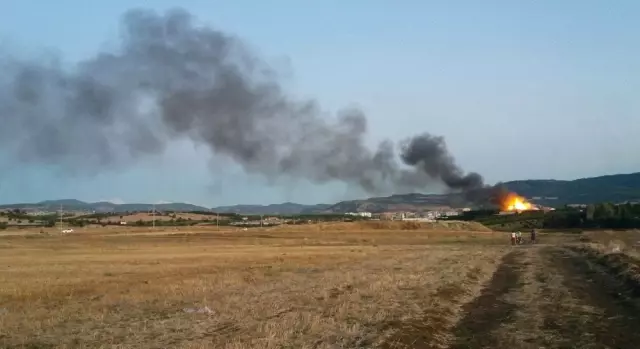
[459,202,640,230]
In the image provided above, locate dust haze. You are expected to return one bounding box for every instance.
[0,8,487,197]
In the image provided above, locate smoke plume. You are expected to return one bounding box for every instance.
[0,8,485,196]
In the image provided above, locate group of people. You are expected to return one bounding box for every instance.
[510,229,537,245]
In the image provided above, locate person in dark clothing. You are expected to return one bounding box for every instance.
[531,229,537,244]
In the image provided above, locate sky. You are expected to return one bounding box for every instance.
[0,0,639,206]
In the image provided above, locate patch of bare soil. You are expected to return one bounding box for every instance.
[379,249,508,349]
[446,245,640,349]
[449,250,525,349]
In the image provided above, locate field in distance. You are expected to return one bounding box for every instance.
[1,222,640,348]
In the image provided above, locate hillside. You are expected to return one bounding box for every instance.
[314,172,640,213]
[0,200,209,213]
[2,172,639,214]
[502,172,640,206]
[211,193,460,215]
[212,202,332,215]
[322,193,455,213]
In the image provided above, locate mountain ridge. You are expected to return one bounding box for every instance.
[2,172,640,214]
[0,200,209,213]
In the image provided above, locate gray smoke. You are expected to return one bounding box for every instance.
[0,8,484,195]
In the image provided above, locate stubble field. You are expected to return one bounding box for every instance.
[1,223,640,348]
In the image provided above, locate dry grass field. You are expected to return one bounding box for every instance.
[1,223,640,348]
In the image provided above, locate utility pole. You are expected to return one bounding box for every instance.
[152,203,155,230]
[217,212,219,231]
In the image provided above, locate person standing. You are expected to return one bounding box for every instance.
[511,231,516,246]
[531,229,537,244]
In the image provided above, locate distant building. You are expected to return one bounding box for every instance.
[345,212,372,218]
[26,211,54,216]
[402,217,436,222]
[382,212,406,220]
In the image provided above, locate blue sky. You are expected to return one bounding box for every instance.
[1,0,639,206]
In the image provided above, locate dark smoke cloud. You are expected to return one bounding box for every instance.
[401,134,484,191]
[0,8,485,196]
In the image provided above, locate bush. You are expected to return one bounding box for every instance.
[69,220,85,227]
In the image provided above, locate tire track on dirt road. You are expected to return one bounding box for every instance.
[385,245,640,349]
[539,247,640,349]
[448,250,525,349]
[379,249,513,349]
[450,244,640,349]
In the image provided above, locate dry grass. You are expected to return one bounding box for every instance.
[301,220,493,232]
[0,224,509,348]
[580,230,640,255]
[567,240,640,294]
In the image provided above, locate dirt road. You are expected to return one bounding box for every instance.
[384,245,640,349]
[449,245,640,349]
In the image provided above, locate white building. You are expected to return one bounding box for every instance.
[345,212,372,218]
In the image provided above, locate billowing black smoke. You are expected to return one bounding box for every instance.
[0,8,485,196]
[401,134,484,191]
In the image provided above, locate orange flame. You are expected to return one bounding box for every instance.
[502,192,535,212]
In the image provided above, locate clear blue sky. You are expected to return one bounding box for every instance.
[1,0,639,206]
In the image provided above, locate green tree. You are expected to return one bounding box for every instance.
[617,204,630,219]
[593,203,615,220]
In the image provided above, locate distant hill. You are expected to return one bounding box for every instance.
[323,172,640,212]
[0,200,209,213]
[322,193,455,213]
[501,172,640,206]
[210,195,456,215]
[2,172,639,214]
[212,202,332,215]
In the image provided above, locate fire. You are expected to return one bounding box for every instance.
[502,192,535,212]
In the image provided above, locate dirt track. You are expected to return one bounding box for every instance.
[387,245,640,349]
[451,245,640,349]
